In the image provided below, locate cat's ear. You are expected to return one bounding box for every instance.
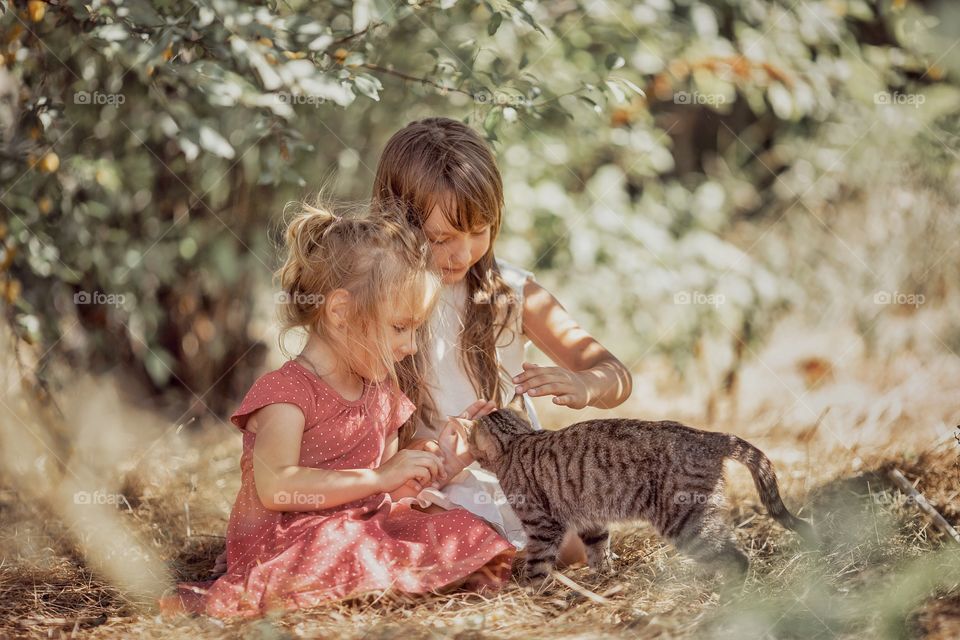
[466,418,498,460]
[506,392,527,416]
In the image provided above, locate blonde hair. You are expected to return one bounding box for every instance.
[275,198,439,446]
[372,117,519,431]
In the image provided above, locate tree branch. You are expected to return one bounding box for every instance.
[360,62,475,98]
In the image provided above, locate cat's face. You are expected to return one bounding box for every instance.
[465,406,535,468]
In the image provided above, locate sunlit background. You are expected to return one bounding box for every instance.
[1,0,959,637]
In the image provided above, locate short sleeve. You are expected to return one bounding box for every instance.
[496,258,535,294]
[383,382,416,437]
[230,368,315,432]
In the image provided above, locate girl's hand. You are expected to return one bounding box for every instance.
[406,438,442,453]
[512,362,590,409]
[437,419,471,479]
[376,449,446,493]
[401,439,444,493]
[436,399,496,480]
[399,399,492,491]
[457,399,497,421]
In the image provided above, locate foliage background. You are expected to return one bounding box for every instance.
[2,0,958,419]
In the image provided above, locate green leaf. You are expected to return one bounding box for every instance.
[298,75,355,107]
[605,53,625,70]
[144,348,175,387]
[767,82,793,119]
[488,12,503,36]
[506,1,545,35]
[120,0,165,27]
[198,126,236,159]
[93,24,129,42]
[353,75,382,101]
[604,79,627,103]
[613,77,646,97]
[231,37,282,91]
[483,107,502,137]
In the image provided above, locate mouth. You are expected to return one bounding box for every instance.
[442,265,468,276]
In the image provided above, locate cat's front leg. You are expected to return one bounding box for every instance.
[519,518,565,588]
[577,525,613,575]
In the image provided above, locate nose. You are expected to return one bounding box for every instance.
[402,334,418,357]
[451,240,471,268]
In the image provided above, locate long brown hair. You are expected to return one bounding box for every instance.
[275,198,439,446]
[372,117,520,432]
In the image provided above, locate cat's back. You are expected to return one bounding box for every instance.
[538,417,735,460]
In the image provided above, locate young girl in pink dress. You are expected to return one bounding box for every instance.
[162,204,515,619]
[372,117,634,565]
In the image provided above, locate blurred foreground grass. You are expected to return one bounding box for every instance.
[2,315,958,639]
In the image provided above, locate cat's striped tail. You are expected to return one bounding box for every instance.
[728,436,817,544]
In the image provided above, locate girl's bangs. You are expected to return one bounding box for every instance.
[397,269,441,325]
[423,181,496,233]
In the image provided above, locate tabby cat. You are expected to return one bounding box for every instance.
[461,395,815,584]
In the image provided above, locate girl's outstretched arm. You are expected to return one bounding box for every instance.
[249,403,444,511]
[516,279,633,409]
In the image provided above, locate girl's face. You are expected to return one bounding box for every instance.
[353,275,437,380]
[422,202,491,285]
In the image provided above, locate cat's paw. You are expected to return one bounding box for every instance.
[521,582,551,596]
[587,550,615,576]
[589,557,615,576]
[517,571,552,594]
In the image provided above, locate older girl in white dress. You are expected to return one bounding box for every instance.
[372,118,633,565]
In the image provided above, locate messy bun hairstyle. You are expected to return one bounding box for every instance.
[275,198,439,445]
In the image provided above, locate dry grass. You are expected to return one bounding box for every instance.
[2,446,958,639]
[2,305,960,639]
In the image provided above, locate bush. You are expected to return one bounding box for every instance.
[1,0,956,414]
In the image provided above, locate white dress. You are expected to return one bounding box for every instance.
[394,260,541,549]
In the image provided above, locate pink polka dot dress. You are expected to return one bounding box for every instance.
[161,360,515,619]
